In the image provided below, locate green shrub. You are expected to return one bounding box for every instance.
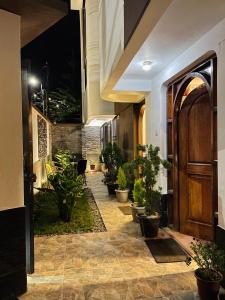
[133,179,145,207]
[186,239,225,281]
[134,144,171,215]
[117,167,127,190]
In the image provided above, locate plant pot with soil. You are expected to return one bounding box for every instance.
[131,179,145,222]
[186,239,225,300]
[115,167,129,202]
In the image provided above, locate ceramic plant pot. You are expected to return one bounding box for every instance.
[115,189,129,203]
[131,203,145,222]
[195,269,222,300]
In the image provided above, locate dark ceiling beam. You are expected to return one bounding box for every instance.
[0,0,68,47]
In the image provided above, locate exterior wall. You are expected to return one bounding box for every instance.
[32,107,52,189]
[146,17,225,230]
[0,10,23,210]
[52,123,82,155]
[85,0,114,120]
[99,0,124,91]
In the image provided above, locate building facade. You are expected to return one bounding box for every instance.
[71,0,225,244]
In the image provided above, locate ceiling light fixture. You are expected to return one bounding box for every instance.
[142,60,152,71]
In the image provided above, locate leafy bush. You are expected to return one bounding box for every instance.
[186,239,225,281]
[54,149,72,169]
[100,143,123,170]
[47,166,84,222]
[38,149,84,222]
[133,179,145,207]
[134,144,171,215]
[122,162,136,191]
[117,167,127,190]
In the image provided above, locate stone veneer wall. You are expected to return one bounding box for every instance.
[82,126,101,170]
[52,123,82,155]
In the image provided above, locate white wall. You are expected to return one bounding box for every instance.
[0,10,23,211]
[147,17,225,229]
[85,0,114,120]
[99,0,124,92]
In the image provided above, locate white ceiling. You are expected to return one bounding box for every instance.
[115,0,225,88]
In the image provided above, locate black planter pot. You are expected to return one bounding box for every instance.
[128,190,134,201]
[195,269,222,300]
[107,183,118,195]
[139,215,160,238]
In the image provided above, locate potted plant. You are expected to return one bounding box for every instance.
[100,143,123,195]
[186,239,225,300]
[103,168,118,195]
[115,167,129,202]
[135,144,171,237]
[131,179,145,222]
[123,162,136,200]
[89,160,96,171]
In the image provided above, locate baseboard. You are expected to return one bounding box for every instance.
[0,207,27,298]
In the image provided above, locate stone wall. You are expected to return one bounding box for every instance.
[52,123,82,155]
[82,125,101,170]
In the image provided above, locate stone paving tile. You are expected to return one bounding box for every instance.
[20,172,197,300]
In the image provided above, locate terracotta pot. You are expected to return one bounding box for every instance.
[90,164,95,170]
[195,269,222,300]
[131,204,145,222]
[139,215,160,238]
[116,189,129,203]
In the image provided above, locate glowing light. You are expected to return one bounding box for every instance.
[28,76,40,87]
[142,60,152,71]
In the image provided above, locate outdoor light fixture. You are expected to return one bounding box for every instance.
[28,76,40,87]
[142,60,152,71]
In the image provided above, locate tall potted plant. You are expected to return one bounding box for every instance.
[135,144,171,237]
[100,143,123,195]
[131,179,145,222]
[186,239,225,300]
[122,162,136,200]
[115,167,129,202]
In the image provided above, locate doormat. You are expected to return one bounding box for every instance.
[118,206,132,215]
[145,238,187,263]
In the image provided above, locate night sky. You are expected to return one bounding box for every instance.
[21,10,81,102]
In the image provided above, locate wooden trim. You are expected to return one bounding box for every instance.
[167,56,217,235]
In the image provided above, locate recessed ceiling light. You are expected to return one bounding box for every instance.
[142,60,152,71]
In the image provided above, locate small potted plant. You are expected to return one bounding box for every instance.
[89,160,95,171]
[131,179,145,222]
[115,167,129,202]
[186,239,225,300]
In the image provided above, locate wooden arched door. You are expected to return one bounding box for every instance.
[178,85,214,240]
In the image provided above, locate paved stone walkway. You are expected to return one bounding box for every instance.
[20,172,197,300]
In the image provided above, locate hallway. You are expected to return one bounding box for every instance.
[20,173,197,300]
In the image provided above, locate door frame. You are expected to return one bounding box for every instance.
[22,60,35,274]
[167,55,217,236]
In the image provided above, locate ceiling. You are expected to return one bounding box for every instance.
[115,0,225,91]
[0,0,68,47]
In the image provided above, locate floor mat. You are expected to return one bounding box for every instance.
[118,205,132,215]
[145,238,187,263]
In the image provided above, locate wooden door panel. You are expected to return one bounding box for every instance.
[178,85,214,240]
[188,175,213,224]
[188,94,211,163]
